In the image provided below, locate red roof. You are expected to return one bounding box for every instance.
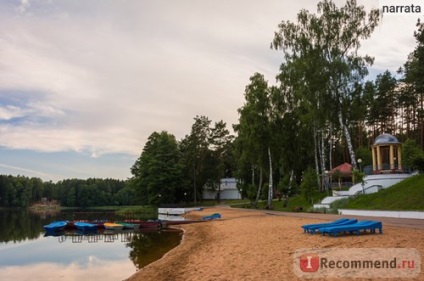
[331,163,352,174]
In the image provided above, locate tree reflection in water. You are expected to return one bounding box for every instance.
[0,208,52,243]
[127,229,182,270]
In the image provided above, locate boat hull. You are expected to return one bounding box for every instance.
[104,222,124,230]
[138,221,162,228]
[44,221,68,232]
[74,222,97,232]
[116,222,140,229]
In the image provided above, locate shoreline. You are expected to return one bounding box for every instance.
[125,207,424,281]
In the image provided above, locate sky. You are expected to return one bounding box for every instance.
[0,0,422,182]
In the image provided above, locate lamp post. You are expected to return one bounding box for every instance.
[358,158,362,172]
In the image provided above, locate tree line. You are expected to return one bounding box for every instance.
[0,175,132,208]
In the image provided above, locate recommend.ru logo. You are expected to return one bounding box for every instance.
[294,248,421,278]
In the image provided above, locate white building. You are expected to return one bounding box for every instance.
[202,178,241,200]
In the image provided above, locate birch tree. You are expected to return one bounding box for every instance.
[271,0,380,169]
[235,73,274,208]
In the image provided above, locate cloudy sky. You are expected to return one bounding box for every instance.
[0,0,422,181]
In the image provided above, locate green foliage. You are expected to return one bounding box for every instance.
[367,71,398,133]
[403,19,424,99]
[300,168,319,203]
[179,116,234,203]
[116,206,157,220]
[0,175,129,208]
[332,169,341,184]
[131,131,184,205]
[412,156,424,173]
[0,175,38,207]
[352,169,364,185]
[277,174,296,198]
[253,192,327,212]
[402,139,424,170]
[234,74,272,178]
[355,147,372,168]
[342,174,424,210]
[329,197,351,210]
[272,0,381,168]
[244,184,258,202]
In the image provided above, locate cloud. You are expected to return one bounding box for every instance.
[0,163,59,179]
[2,0,276,157]
[0,258,135,281]
[16,0,31,14]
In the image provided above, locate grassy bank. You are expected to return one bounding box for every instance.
[334,174,424,211]
[115,206,158,219]
[239,192,327,212]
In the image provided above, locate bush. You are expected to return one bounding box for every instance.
[403,139,424,170]
[330,197,350,210]
[413,155,424,173]
[300,167,319,203]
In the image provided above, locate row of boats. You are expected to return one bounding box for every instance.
[44,210,221,234]
[44,220,162,233]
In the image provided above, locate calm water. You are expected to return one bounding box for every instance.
[0,209,182,281]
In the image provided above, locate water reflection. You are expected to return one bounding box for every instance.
[43,228,183,270]
[0,209,183,281]
[0,209,46,243]
[128,229,182,269]
[0,257,136,281]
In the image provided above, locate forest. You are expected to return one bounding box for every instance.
[1,1,423,209]
[0,176,131,208]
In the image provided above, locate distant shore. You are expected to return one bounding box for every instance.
[125,207,424,281]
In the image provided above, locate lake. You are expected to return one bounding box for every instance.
[0,209,182,281]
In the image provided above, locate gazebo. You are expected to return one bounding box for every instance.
[329,162,353,188]
[371,133,403,174]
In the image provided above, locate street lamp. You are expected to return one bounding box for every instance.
[358,158,362,172]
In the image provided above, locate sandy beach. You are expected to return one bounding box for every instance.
[125,207,424,281]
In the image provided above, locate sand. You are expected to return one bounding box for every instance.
[125,207,424,281]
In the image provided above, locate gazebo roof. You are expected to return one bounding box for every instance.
[373,133,399,145]
[330,163,352,174]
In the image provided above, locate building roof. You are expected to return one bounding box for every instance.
[373,133,399,145]
[330,163,352,175]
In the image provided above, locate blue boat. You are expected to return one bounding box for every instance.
[44,221,68,232]
[74,221,97,232]
[202,213,221,221]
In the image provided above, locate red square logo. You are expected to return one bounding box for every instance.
[300,253,319,272]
